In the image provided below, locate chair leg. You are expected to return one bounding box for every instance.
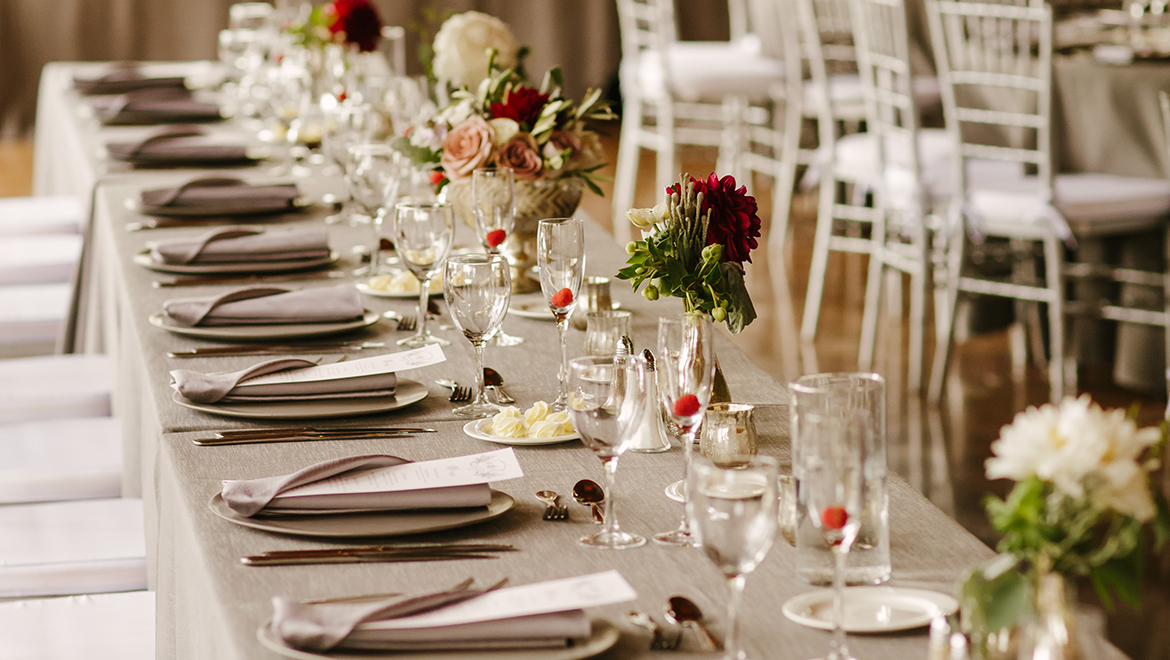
[801,174,838,342]
[858,211,888,371]
[908,233,928,392]
[716,96,749,185]
[611,97,643,244]
[655,101,677,196]
[768,96,802,253]
[1043,235,1065,404]
[928,229,964,403]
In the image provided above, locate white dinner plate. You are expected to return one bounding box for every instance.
[463,419,579,446]
[172,379,428,420]
[134,250,339,275]
[125,194,313,217]
[782,587,959,633]
[356,279,443,299]
[149,310,379,340]
[256,617,619,660]
[508,301,622,322]
[211,488,515,539]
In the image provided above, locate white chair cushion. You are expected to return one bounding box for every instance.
[0,417,122,504]
[831,128,952,189]
[0,196,84,237]
[625,39,786,100]
[0,354,112,424]
[0,592,154,660]
[0,234,83,285]
[0,498,146,598]
[0,283,72,346]
[802,74,941,120]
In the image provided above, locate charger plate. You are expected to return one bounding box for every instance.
[172,379,428,420]
[134,250,338,275]
[149,310,378,340]
[782,587,959,633]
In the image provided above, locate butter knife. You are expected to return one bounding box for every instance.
[248,543,517,559]
[241,553,500,566]
[168,342,385,358]
[192,428,434,446]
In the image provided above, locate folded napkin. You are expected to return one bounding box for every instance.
[272,582,589,653]
[106,126,251,165]
[139,177,300,215]
[149,226,327,265]
[171,358,397,404]
[89,88,222,125]
[163,284,362,326]
[221,455,491,517]
[73,64,187,95]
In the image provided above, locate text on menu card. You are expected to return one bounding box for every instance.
[275,448,524,499]
[242,344,446,386]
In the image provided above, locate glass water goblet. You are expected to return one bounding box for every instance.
[323,103,374,222]
[567,355,648,549]
[654,313,716,547]
[348,143,402,276]
[393,202,455,347]
[472,167,523,347]
[444,255,512,417]
[799,411,866,660]
[537,217,585,410]
[688,454,779,660]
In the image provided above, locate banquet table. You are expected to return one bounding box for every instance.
[31,60,1128,660]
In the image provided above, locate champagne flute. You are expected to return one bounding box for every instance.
[567,355,648,549]
[444,255,511,417]
[393,202,454,347]
[472,167,524,347]
[654,313,716,547]
[689,454,779,660]
[799,411,866,660]
[348,143,401,276]
[537,217,585,410]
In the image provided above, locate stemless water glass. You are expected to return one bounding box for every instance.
[800,411,867,660]
[444,255,511,417]
[393,202,455,347]
[654,313,716,547]
[537,217,585,410]
[688,454,779,660]
[472,167,523,347]
[567,355,648,549]
[348,143,402,275]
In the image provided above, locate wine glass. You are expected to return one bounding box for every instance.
[567,355,648,549]
[393,202,455,347]
[536,217,585,410]
[688,454,779,660]
[472,167,523,347]
[444,255,511,417]
[322,103,374,222]
[348,143,402,276]
[654,313,716,547]
[799,411,866,660]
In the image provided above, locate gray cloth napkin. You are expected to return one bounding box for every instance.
[163,284,363,326]
[138,177,299,213]
[170,357,397,404]
[73,66,186,95]
[272,583,588,653]
[150,226,328,265]
[89,88,221,125]
[221,455,490,517]
[106,126,249,165]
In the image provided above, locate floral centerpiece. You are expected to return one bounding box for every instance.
[431,11,525,90]
[618,174,761,335]
[288,0,384,52]
[962,396,1168,657]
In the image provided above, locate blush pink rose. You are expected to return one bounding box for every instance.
[441,116,495,181]
[497,133,543,180]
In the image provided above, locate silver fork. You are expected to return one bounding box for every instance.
[626,611,681,650]
[396,316,418,331]
[449,385,473,403]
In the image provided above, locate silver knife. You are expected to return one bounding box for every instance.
[168,342,385,358]
[248,543,517,559]
[153,270,346,289]
[241,553,501,566]
[212,426,436,438]
[191,429,434,446]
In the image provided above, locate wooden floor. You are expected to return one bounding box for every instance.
[6,126,1169,658]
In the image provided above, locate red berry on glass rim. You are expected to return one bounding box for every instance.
[429,170,445,186]
[821,506,848,530]
[486,229,507,248]
[673,394,701,418]
[550,288,573,308]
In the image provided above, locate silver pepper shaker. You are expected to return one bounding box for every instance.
[627,348,672,453]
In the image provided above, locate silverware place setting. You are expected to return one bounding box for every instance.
[191,427,436,446]
[535,490,568,521]
[241,544,517,566]
[626,611,682,650]
[665,596,721,651]
[572,479,605,524]
[168,341,385,358]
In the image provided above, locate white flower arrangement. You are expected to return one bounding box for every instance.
[432,11,520,90]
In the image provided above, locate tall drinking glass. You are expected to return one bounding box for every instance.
[349,143,402,276]
[472,167,523,347]
[654,313,716,547]
[567,355,648,549]
[799,411,866,660]
[537,217,585,410]
[322,103,374,220]
[444,255,511,417]
[689,454,779,660]
[393,202,454,347]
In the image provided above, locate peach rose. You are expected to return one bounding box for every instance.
[497,133,543,180]
[440,116,495,181]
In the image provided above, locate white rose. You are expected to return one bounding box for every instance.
[626,207,657,229]
[487,118,520,146]
[432,11,519,90]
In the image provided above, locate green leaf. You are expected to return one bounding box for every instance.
[581,176,604,197]
[1155,497,1170,551]
[721,262,756,335]
[575,87,602,120]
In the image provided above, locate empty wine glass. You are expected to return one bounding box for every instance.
[393,202,455,347]
[568,355,648,549]
[654,313,716,547]
[799,411,866,660]
[537,217,585,410]
[348,143,402,276]
[444,255,511,417]
[689,454,779,660]
[472,167,523,347]
[323,103,374,221]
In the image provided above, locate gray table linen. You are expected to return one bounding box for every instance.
[170,357,398,404]
[163,284,363,326]
[150,227,329,265]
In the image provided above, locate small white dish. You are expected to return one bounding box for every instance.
[463,419,579,446]
[509,301,621,321]
[782,587,959,633]
[356,273,443,299]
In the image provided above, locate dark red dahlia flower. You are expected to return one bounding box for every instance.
[666,174,761,264]
[329,0,383,53]
[490,87,550,128]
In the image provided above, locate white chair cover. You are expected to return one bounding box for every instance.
[0,234,83,285]
[0,354,112,423]
[0,196,84,236]
[0,417,122,504]
[0,283,73,346]
[0,592,154,660]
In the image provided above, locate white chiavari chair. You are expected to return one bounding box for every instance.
[0,417,122,504]
[0,196,84,237]
[0,354,112,424]
[925,0,1170,404]
[0,592,154,660]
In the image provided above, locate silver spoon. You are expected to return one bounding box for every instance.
[665,596,721,651]
[572,479,605,524]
